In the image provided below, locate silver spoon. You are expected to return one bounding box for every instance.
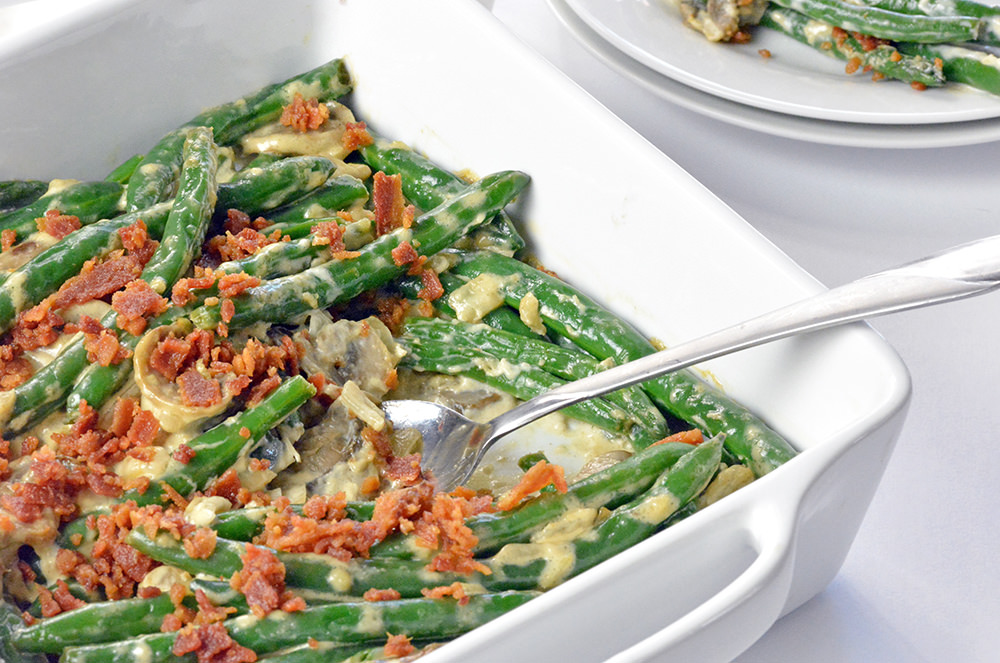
[384,234,1000,490]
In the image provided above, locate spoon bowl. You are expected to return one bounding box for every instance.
[386,233,1000,491]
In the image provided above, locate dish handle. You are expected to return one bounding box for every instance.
[607,495,798,663]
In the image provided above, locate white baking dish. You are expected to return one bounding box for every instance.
[0,0,911,660]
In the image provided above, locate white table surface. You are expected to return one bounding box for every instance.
[489,2,1000,662]
[2,1,998,661]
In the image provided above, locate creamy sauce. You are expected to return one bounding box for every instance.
[448,273,508,322]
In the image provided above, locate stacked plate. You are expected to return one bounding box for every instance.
[550,0,1000,148]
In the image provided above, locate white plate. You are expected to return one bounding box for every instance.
[0,0,910,660]
[550,0,1000,148]
[564,0,1000,125]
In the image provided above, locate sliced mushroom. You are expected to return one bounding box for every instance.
[132,324,232,434]
[679,0,767,42]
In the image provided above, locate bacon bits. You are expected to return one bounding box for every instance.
[373,172,414,236]
[495,459,568,511]
[35,209,81,239]
[280,93,330,132]
[111,280,170,336]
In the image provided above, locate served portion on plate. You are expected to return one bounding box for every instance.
[0,57,798,662]
[563,0,1000,124]
[549,0,1000,147]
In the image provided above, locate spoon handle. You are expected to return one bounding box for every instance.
[487,233,1000,441]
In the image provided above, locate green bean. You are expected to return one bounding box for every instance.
[105,154,144,185]
[854,0,1000,46]
[898,41,1000,95]
[257,642,382,663]
[360,135,525,255]
[214,235,332,280]
[122,375,315,506]
[261,174,370,229]
[127,529,503,599]
[0,180,48,213]
[140,126,219,293]
[58,592,537,663]
[0,180,124,247]
[401,337,642,439]
[760,7,945,88]
[767,0,981,42]
[124,129,190,213]
[125,59,352,212]
[188,170,529,331]
[373,440,697,558]
[395,269,541,337]
[0,601,47,663]
[238,153,283,172]
[398,317,667,448]
[446,250,797,476]
[13,594,177,653]
[211,500,375,541]
[488,436,722,589]
[199,58,353,147]
[0,201,172,335]
[215,156,335,217]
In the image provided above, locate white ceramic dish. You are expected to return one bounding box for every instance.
[564,0,1000,125]
[549,0,1000,149]
[0,0,911,661]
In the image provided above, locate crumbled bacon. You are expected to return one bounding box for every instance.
[421,581,471,606]
[172,268,219,307]
[177,369,223,408]
[373,293,411,335]
[390,241,420,268]
[173,444,196,464]
[111,280,170,336]
[418,268,444,302]
[0,446,88,524]
[208,227,283,263]
[256,489,419,561]
[495,459,567,511]
[341,121,374,152]
[118,219,159,266]
[373,172,414,236]
[35,209,81,239]
[310,221,345,250]
[279,92,330,132]
[414,492,493,577]
[183,527,218,560]
[223,209,272,235]
[57,502,164,600]
[54,398,160,471]
[1,229,16,252]
[78,316,132,366]
[229,544,295,618]
[245,373,280,406]
[172,622,257,663]
[37,579,87,618]
[205,468,250,508]
[8,302,64,353]
[48,252,143,312]
[217,273,260,299]
[363,587,402,602]
[0,344,33,390]
[384,454,422,486]
[384,633,416,658]
[653,428,704,446]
